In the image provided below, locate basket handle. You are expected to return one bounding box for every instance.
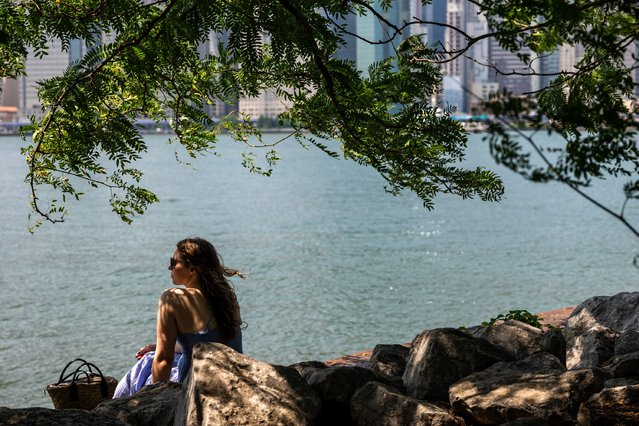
[57,358,95,383]
[59,359,110,400]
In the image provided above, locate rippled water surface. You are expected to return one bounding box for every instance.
[1,132,637,407]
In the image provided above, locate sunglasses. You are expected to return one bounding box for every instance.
[169,257,180,270]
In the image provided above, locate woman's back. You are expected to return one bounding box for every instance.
[165,287,217,334]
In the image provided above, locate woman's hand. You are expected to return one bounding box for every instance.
[135,343,156,359]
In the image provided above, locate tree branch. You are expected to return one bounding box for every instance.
[28,0,181,223]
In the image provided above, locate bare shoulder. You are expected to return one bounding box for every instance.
[158,288,184,305]
[158,287,204,308]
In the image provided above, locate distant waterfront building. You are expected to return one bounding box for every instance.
[538,50,560,90]
[421,0,446,49]
[235,32,293,120]
[623,43,639,96]
[19,39,72,119]
[334,13,357,64]
[198,31,239,119]
[442,0,493,112]
[352,1,427,75]
[16,6,636,125]
[355,6,385,75]
[558,43,585,73]
[419,0,446,107]
[464,2,492,112]
[1,78,19,122]
[443,0,463,80]
[442,76,464,111]
[235,1,432,120]
[488,37,535,98]
[239,90,293,120]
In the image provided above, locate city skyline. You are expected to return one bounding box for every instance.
[2,1,637,122]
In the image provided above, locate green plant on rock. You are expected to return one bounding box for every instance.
[482,309,544,329]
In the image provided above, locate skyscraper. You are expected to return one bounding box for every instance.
[20,39,71,119]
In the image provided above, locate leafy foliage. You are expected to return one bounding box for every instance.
[2,0,638,232]
[475,0,639,239]
[5,0,506,227]
[284,35,504,209]
[482,309,544,329]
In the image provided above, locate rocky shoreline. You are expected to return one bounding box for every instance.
[3,295,639,425]
[324,306,576,368]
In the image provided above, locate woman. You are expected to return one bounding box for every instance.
[114,237,243,397]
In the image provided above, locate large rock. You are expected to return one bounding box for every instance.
[566,326,616,369]
[449,353,606,425]
[303,365,387,425]
[94,381,182,426]
[578,383,639,425]
[614,329,639,356]
[568,292,639,333]
[472,320,566,365]
[367,344,409,391]
[174,343,321,426]
[350,382,465,426]
[0,407,129,425]
[602,351,639,379]
[403,328,514,401]
[368,344,410,378]
[288,360,328,376]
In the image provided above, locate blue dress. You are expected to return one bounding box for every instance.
[113,326,242,398]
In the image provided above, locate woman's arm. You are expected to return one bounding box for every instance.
[136,343,155,359]
[151,290,178,383]
[136,341,183,359]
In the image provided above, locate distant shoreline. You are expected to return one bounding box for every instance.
[0,126,297,137]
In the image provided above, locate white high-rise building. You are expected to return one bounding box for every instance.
[198,32,239,119]
[20,39,76,119]
[444,0,464,79]
[558,44,585,73]
[443,0,468,112]
[465,2,492,112]
[237,32,293,120]
[239,90,293,120]
[0,78,19,123]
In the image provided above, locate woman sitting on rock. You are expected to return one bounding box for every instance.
[114,237,244,397]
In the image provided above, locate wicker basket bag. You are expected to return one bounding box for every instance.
[45,358,118,410]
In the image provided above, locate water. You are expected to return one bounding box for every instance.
[1,131,637,408]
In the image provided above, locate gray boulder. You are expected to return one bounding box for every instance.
[368,344,410,378]
[303,365,388,425]
[566,326,616,369]
[350,382,465,426]
[174,343,321,426]
[578,383,639,425]
[94,382,182,426]
[367,344,409,391]
[403,328,514,401]
[602,351,639,379]
[0,407,129,425]
[614,329,639,356]
[567,292,639,333]
[288,360,328,376]
[472,320,566,365]
[449,352,605,425]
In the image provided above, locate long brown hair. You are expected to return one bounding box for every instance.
[176,237,243,340]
